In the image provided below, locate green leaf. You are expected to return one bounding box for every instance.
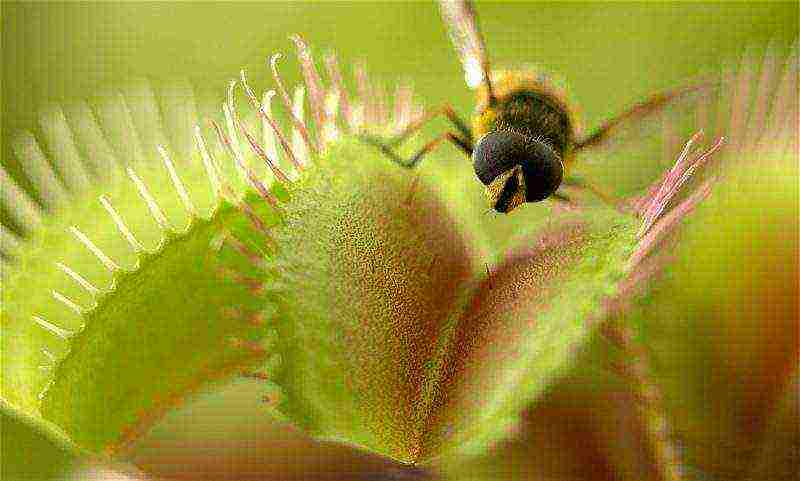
[127,377,433,481]
[264,141,477,463]
[435,331,652,481]
[424,209,638,460]
[1,399,84,481]
[41,196,279,453]
[1,81,281,453]
[2,158,229,418]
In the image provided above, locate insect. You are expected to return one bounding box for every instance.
[361,0,711,214]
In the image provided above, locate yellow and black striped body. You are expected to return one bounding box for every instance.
[472,69,579,170]
[469,69,580,212]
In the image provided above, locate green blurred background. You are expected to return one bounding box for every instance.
[3,0,798,183]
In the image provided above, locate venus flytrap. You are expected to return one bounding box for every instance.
[1,36,431,460]
[0,36,688,468]
[1,75,284,445]
[203,39,731,468]
[2,32,797,481]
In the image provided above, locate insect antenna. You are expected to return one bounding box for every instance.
[439,0,496,104]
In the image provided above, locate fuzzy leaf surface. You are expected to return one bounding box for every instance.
[265,141,477,463]
[424,210,638,460]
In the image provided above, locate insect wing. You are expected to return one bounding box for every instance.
[572,45,797,197]
[576,42,797,158]
[438,0,492,91]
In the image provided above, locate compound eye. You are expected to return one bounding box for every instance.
[472,130,563,203]
[521,142,563,202]
[472,131,529,186]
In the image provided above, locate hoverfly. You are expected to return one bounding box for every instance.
[362,0,710,214]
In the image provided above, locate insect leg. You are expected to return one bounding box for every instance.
[390,104,473,148]
[574,81,714,151]
[561,177,627,211]
[360,131,472,169]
